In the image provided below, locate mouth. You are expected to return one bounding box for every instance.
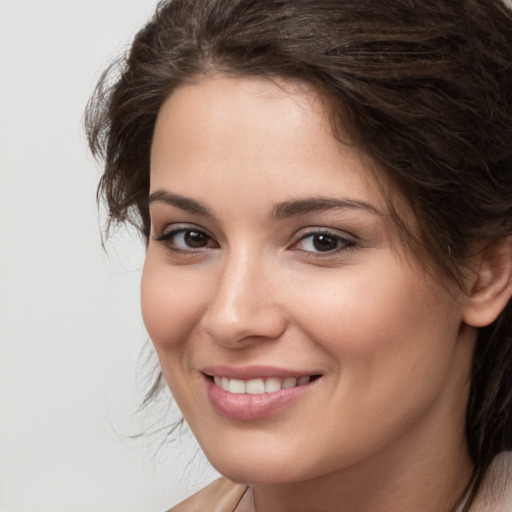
[201,367,322,421]
[205,374,322,394]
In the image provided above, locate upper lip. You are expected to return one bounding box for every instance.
[201,365,321,380]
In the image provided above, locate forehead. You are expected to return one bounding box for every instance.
[150,75,385,208]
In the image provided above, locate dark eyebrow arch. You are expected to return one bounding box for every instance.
[272,197,381,219]
[147,189,214,218]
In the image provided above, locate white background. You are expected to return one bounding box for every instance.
[0,1,218,511]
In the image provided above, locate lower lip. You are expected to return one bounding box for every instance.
[204,376,318,421]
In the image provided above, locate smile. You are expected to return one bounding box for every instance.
[202,369,322,421]
[211,375,314,394]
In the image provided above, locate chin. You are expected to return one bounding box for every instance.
[215,463,305,486]
[202,444,322,485]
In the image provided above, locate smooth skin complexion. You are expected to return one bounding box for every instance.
[142,76,509,512]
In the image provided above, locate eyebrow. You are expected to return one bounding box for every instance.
[147,189,215,217]
[147,189,380,220]
[272,197,381,219]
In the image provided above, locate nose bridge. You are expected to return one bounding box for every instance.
[202,243,285,345]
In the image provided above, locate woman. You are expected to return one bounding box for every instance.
[86,0,512,510]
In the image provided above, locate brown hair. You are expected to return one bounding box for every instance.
[85,0,512,509]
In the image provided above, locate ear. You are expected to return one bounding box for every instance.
[463,236,512,328]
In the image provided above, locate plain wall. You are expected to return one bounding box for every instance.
[0,2,218,511]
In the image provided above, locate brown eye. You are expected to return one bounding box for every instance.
[155,226,218,252]
[293,230,355,255]
[311,234,339,252]
[183,230,209,248]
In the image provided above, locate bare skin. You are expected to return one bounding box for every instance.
[143,75,510,512]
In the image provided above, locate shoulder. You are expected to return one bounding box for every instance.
[167,477,248,512]
[473,451,512,512]
[489,451,512,512]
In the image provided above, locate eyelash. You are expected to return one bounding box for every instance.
[154,225,356,258]
[154,225,219,254]
[292,230,356,257]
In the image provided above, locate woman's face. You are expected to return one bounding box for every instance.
[142,76,475,484]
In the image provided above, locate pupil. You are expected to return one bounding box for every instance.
[313,234,337,252]
[185,230,207,248]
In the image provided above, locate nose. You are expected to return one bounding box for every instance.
[201,249,287,347]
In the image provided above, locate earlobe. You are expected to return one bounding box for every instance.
[463,236,512,328]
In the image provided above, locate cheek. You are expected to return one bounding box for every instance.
[292,261,462,392]
[140,255,206,351]
[281,267,468,469]
[140,256,207,414]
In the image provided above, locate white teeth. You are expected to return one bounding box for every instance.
[265,377,282,393]
[221,377,230,392]
[229,379,246,394]
[213,375,314,394]
[298,376,311,386]
[282,377,297,389]
[246,378,265,394]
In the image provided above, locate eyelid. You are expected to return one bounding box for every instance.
[153,223,219,251]
[289,227,357,255]
[154,222,210,239]
[153,223,357,257]
[292,225,357,241]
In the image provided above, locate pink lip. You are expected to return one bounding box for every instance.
[201,366,321,421]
